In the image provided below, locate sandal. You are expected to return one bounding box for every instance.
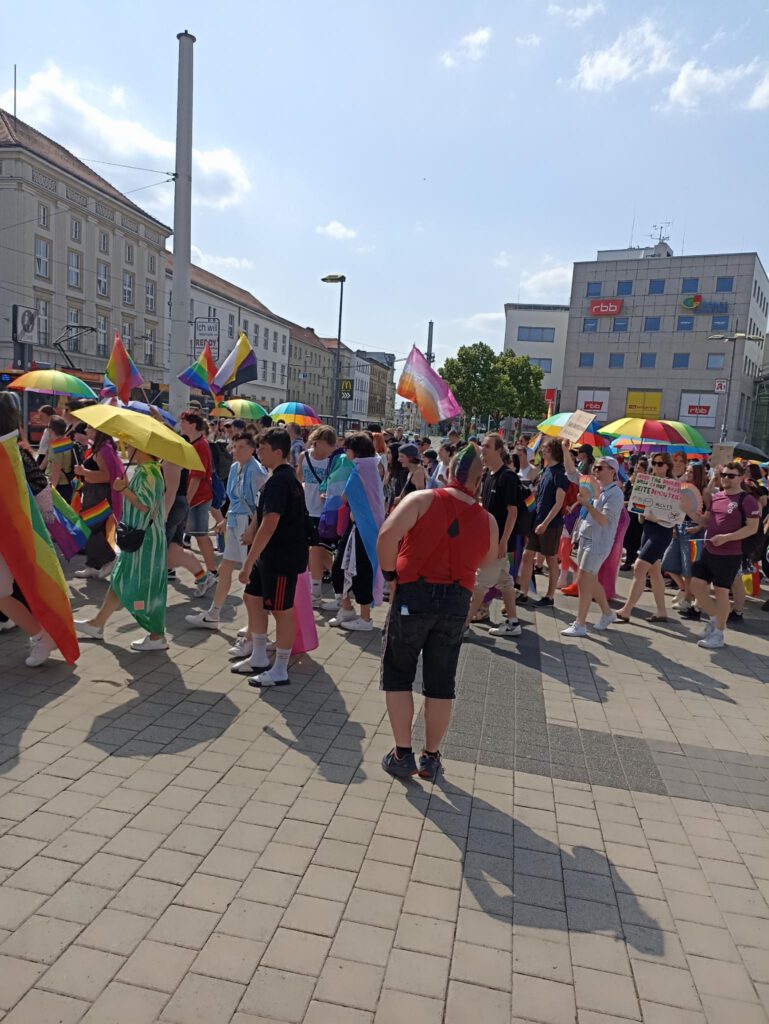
[615,615,631,623]
[649,615,669,622]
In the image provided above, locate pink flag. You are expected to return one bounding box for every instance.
[397,345,462,424]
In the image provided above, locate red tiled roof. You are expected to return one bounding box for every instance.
[165,252,275,318]
[0,109,171,232]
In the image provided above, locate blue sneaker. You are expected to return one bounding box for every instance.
[381,749,418,778]
[418,750,442,782]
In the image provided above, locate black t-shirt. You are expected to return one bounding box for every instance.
[480,465,521,552]
[257,463,309,573]
[534,463,569,530]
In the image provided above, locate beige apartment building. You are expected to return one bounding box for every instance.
[286,324,335,418]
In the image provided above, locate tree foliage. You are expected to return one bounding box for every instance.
[439,342,547,423]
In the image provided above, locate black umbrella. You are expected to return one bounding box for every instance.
[722,440,769,461]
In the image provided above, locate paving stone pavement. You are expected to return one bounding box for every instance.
[0,563,767,1023]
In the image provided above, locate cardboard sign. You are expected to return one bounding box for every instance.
[559,410,596,444]
[710,444,734,467]
[629,473,685,525]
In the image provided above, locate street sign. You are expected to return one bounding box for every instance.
[193,317,220,360]
[714,379,728,394]
[12,305,37,344]
[338,378,354,401]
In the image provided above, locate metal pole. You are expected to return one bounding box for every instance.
[168,30,196,418]
[426,320,434,364]
[720,322,739,442]
[332,279,344,430]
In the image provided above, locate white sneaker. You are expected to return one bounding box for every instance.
[74,620,104,640]
[329,608,357,627]
[74,567,97,579]
[130,635,169,652]
[237,626,248,637]
[698,628,725,649]
[311,591,323,609]
[561,622,588,638]
[195,572,217,596]
[488,619,522,637]
[96,561,115,580]
[248,666,290,688]
[228,636,253,658]
[25,631,55,667]
[340,616,374,632]
[185,610,220,630]
[593,612,618,631]
[320,597,341,611]
[701,618,715,638]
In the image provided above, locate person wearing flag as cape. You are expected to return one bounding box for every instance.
[72,426,125,580]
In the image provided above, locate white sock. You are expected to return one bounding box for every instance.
[312,579,322,595]
[250,633,268,667]
[206,605,220,620]
[272,646,291,678]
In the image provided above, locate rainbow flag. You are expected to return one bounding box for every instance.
[51,488,90,559]
[0,432,79,662]
[106,332,144,403]
[81,499,112,527]
[524,491,536,509]
[212,333,258,394]
[178,342,219,398]
[689,538,704,563]
[344,457,387,605]
[397,345,462,425]
[50,437,74,456]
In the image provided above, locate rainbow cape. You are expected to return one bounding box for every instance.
[50,437,74,456]
[0,432,79,662]
[178,341,219,397]
[397,345,462,425]
[51,488,90,560]
[212,333,258,394]
[81,499,112,527]
[318,452,353,540]
[689,538,704,563]
[344,457,386,605]
[106,332,144,403]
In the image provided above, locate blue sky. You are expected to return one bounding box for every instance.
[4,1,769,366]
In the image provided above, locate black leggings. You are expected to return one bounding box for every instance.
[332,523,374,606]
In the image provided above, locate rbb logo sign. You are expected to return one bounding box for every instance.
[584,401,603,411]
[589,299,624,316]
[688,405,710,416]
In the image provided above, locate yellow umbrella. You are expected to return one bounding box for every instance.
[72,406,203,471]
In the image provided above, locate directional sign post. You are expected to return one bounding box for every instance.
[193,317,220,361]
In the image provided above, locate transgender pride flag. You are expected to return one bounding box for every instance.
[397,345,462,425]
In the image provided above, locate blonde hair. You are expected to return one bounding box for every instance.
[308,426,337,447]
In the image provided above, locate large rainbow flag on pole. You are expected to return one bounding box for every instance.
[106,332,145,403]
[397,345,463,425]
[0,432,79,663]
[178,342,219,400]
[212,333,259,395]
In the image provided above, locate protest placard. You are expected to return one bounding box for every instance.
[629,473,685,525]
[559,410,596,444]
[710,444,735,467]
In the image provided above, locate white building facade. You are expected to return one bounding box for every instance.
[503,302,569,402]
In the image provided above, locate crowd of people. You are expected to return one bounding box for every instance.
[2,390,769,779]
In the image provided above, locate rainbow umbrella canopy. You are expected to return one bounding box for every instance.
[9,369,98,400]
[601,417,708,448]
[270,402,320,427]
[224,398,270,421]
[537,412,608,449]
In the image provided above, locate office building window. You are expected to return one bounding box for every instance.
[612,317,628,333]
[122,271,134,305]
[711,315,729,332]
[99,231,109,254]
[273,331,278,352]
[282,334,287,355]
[609,353,624,369]
[144,328,155,366]
[67,250,81,288]
[682,277,698,293]
[122,322,133,354]
[672,353,689,369]
[71,218,81,243]
[263,326,269,348]
[228,313,235,339]
[38,203,49,228]
[644,316,661,332]
[617,280,633,296]
[67,308,80,351]
[147,254,156,274]
[582,317,598,333]
[242,318,249,336]
[253,323,259,345]
[586,282,601,297]
[715,276,733,293]
[517,326,555,342]
[579,352,594,368]
[640,353,656,369]
[35,238,50,278]
[96,262,109,298]
[207,305,217,319]
[648,279,665,294]
[271,362,277,383]
[706,353,725,370]
[96,314,108,357]
[145,280,155,312]
[677,316,694,331]
[528,357,552,372]
[125,242,134,264]
[35,299,49,345]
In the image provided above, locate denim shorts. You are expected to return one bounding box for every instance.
[380,580,471,700]
[187,501,211,536]
[661,529,703,577]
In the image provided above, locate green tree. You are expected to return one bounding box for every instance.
[495,350,547,422]
[439,342,499,421]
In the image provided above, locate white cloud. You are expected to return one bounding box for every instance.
[747,70,769,110]
[547,2,604,27]
[665,59,758,111]
[493,250,512,269]
[573,18,672,91]
[461,312,505,333]
[519,265,572,301]
[315,220,357,241]
[440,27,492,68]
[515,34,541,48]
[191,245,254,273]
[0,64,251,212]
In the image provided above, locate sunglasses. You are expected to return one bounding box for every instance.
[594,464,611,471]
[651,460,667,467]
[720,471,739,479]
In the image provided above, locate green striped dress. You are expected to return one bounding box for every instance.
[111,461,167,635]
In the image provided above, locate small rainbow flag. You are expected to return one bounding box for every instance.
[212,333,258,394]
[689,538,704,563]
[0,431,79,662]
[178,341,219,396]
[396,345,462,425]
[81,499,112,527]
[51,488,90,559]
[524,491,536,509]
[50,437,74,456]
[106,332,144,403]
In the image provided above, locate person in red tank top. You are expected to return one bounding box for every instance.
[376,445,498,782]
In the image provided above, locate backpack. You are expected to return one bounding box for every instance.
[515,473,535,539]
[211,472,226,510]
[737,492,763,561]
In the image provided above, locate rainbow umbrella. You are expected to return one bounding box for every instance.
[601,417,699,446]
[224,398,270,421]
[537,412,608,449]
[9,369,98,400]
[270,402,320,427]
[209,406,235,418]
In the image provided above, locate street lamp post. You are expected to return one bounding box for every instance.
[322,274,346,430]
[708,328,763,442]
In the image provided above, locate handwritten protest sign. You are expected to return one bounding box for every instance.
[710,444,734,467]
[629,473,685,525]
[559,410,596,445]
